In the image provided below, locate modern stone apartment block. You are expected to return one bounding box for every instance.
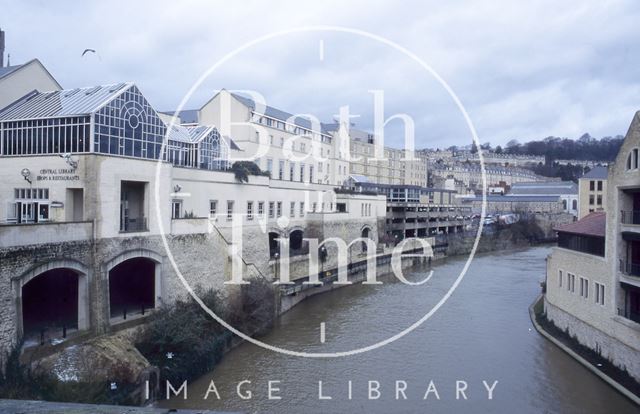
[578,165,608,219]
[544,111,640,382]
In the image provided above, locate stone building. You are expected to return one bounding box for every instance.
[430,164,545,191]
[578,165,608,218]
[544,111,640,382]
[0,58,61,111]
[461,194,564,215]
[0,82,385,357]
[343,181,471,239]
[509,181,578,216]
[347,128,427,187]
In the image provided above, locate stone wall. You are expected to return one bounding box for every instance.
[545,297,640,382]
[0,231,238,358]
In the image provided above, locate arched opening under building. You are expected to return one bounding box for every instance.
[289,229,306,256]
[109,257,155,319]
[269,232,280,258]
[361,227,371,252]
[22,268,79,340]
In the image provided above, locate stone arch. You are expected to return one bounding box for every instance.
[104,249,163,322]
[268,230,284,258]
[360,225,374,253]
[13,258,90,340]
[289,228,305,252]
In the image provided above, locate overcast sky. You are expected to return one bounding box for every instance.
[1,0,639,149]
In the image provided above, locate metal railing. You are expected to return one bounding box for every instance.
[120,217,148,232]
[619,259,640,277]
[620,210,640,225]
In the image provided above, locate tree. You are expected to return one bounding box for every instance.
[470,142,478,154]
[495,145,503,154]
[230,161,270,183]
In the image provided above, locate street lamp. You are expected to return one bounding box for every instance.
[274,252,279,282]
[319,245,327,281]
[21,168,32,184]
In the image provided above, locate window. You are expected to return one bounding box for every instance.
[276,201,282,217]
[269,135,274,145]
[597,195,602,206]
[209,200,217,218]
[299,164,305,182]
[247,201,253,220]
[227,201,234,220]
[290,202,295,217]
[268,202,275,218]
[255,131,260,142]
[567,273,576,293]
[627,149,639,170]
[258,201,264,217]
[312,202,317,212]
[589,180,595,191]
[278,160,284,180]
[595,282,605,306]
[580,277,589,298]
[589,195,594,205]
[558,270,563,288]
[290,162,295,181]
[597,181,603,191]
[266,158,273,174]
[309,165,314,183]
[300,202,305,217]
[172,200,182,219]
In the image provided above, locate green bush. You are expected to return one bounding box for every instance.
[135,289,230,385]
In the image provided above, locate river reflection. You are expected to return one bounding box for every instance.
[159,247,637,413]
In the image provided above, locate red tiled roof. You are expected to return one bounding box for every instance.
[554,212,606,237]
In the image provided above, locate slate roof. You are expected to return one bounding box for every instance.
[581,166,608,180]
[160,109,199,124]
[230,92,334,134]
[510,181,578,195]
[554,212,606,237]
[0,63,23,79]
[465,195,561,202]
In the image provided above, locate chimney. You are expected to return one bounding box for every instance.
[0,28,4,67]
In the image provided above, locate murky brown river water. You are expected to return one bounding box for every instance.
[160,247,637,413]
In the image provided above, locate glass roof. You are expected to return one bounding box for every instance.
[0,82,129,121]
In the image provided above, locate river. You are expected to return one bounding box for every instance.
[159,247,637,413]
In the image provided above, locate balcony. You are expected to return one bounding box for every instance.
[0,221,94,248]
[620,210,640,225]
[119,217,148,233]
[620,259,640,278]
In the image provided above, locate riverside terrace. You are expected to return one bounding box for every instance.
[0,81,389,357]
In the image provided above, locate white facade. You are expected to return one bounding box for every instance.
[0,59,61,111]
[197,90,350,186]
